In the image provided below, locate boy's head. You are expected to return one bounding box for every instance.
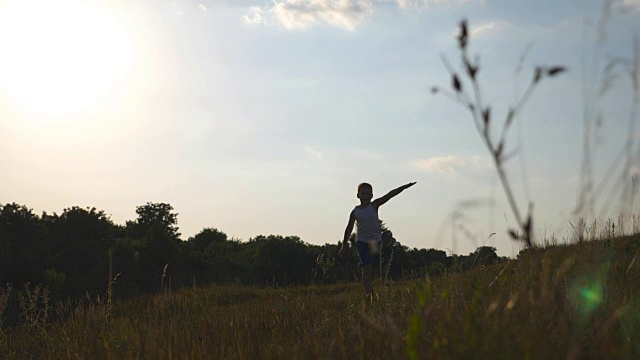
[357,182,373,204]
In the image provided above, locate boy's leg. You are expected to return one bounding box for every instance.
[356,241,376,297]
[362,264,373,296]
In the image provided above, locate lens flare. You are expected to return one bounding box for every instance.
[580,287,602,303]
[568,276,604,321]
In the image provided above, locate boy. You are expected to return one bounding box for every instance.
[339,181,416,297]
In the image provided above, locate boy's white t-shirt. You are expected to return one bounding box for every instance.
[354,204,382,243]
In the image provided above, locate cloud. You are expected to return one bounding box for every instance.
[395,0,416,9]
[469,20,509,38]
[412,155,465,173]
[242,0,374,31]
[411,155,491,174]
[305,145,323,160]
[620,0,640,12]
[242,6,265,24]
[395,0,483,10]
[445,20,509,41]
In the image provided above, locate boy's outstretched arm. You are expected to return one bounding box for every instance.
[373,182,417,208]
[339,210,355,258]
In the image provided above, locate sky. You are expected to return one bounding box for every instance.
[0,0,639,257]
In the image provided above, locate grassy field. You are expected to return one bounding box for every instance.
[2,235,640,359]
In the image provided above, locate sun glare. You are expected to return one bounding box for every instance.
[0,0,133,115]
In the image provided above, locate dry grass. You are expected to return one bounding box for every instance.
[2,235,640,359]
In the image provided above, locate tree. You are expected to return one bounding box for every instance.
[403,248,449,277]
[126,202,180,241]
[188,228,228,252]
[124,203,182,291]
[0,203,47,285]
[471,246,499,267]
[245,235,317,286]
[42,206,118,297]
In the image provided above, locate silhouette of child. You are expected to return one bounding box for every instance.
[339,181,416,298]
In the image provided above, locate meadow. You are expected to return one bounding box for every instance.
[2,232,640,359]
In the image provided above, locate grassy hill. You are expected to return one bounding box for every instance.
[2,235,640,359]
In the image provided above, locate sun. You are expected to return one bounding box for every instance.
[0,0,133,115]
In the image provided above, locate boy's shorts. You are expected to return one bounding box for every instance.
[356,241,381,267]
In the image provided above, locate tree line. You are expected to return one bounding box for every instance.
[0,202,507,300]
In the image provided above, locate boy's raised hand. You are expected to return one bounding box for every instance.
[373,181,417,208]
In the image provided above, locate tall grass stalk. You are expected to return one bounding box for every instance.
[106,249,121,322]
[575,0,640,224]
[433,20,565,248]
[161,263,169,295]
